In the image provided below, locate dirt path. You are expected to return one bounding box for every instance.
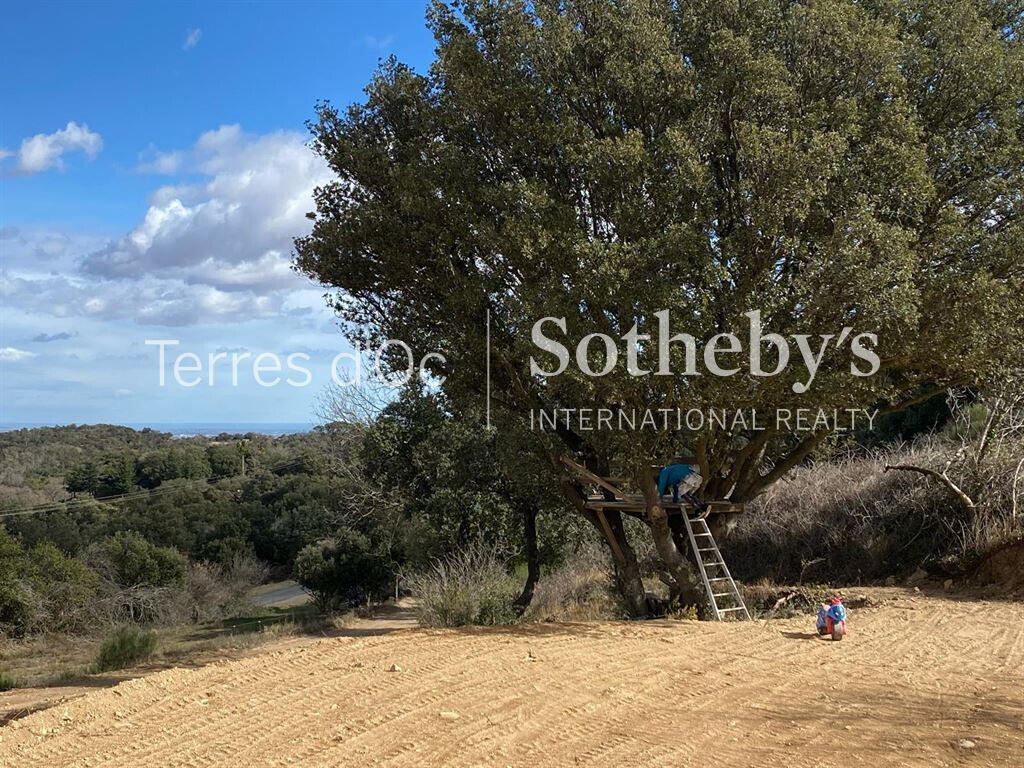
[1,589,1021,767]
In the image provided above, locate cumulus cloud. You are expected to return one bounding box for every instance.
[0,347,36,362]
[0,230,109,275]
[183,28,202,50]
[136,147,184,174]
[4,125,332,327]
[3,122,103,174]
[83,125,331,298]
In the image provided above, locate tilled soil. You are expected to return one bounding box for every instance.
[1,589,1021,767]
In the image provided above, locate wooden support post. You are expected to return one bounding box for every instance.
[594,508,626,566]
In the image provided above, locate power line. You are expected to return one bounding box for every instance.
[0,458,307,520]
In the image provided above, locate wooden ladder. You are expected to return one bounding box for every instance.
[681,513,751,620]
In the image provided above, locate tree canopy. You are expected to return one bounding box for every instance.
[297,0,1022,480]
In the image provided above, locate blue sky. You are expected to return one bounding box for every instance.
[0,0,435,425]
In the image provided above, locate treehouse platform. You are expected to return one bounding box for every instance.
[581,495,744,517]
[559,455,745,519]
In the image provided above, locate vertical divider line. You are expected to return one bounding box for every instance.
[486,307,492,430]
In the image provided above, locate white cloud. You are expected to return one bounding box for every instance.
[0,347,37,362]
[136,147,184,174]
[2,270,284,327]
[4,122,103,175]
[0,229,110,280]
[4,125,333,328]
[183,28,202,50]
[83,125,331,300]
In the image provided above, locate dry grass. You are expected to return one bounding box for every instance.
[523,542,624,622]
[0,604,317,689]
[409,544,520,627]
[723,436,1024,584]
[523,566,621,622]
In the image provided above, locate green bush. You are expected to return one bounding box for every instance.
[93,626,157,672]
[86,531,187,588]
[0,578,36,638]
[0,671,16,691]
[411,544,519,628]
[295,529,392,612]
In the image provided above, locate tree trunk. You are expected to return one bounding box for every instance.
[514,502,540,610]
[636,468,704,611]
[560,479,649,617]
[601,507,650,616]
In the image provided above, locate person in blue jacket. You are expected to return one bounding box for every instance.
[657,458,706,512]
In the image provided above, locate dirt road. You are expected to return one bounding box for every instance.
[249,580,312,609]
[2,589,1021,767]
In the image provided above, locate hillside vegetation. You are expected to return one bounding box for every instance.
[2,384,1021,648]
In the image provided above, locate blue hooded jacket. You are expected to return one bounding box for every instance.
[657,463,697,501]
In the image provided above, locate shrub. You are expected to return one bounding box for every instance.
[0,531,101,637]
[0,671,16,691]
[85,531,187,588]
[26,542,101,633]
[93,626,157,672]
[295,529,392,612]
[0,579,38,638]
[410,544,519,627]
[185,554,266,622]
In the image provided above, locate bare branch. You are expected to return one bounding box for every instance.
[884,462,976,515]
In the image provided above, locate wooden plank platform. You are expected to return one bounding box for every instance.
[583,496,744,516]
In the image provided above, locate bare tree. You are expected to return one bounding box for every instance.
[314,383,407,580]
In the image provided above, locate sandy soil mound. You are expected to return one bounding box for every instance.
[2,589,1021,767]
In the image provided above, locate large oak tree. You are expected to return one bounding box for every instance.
[296,0,1024,614]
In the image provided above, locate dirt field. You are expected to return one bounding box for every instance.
[1,589,1021,767]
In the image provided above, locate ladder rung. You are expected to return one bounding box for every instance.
[708,577,730,582]
[712,592,734,598]
[719,607,746,613]
[693,532,713,537]
[696,547,717,553]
